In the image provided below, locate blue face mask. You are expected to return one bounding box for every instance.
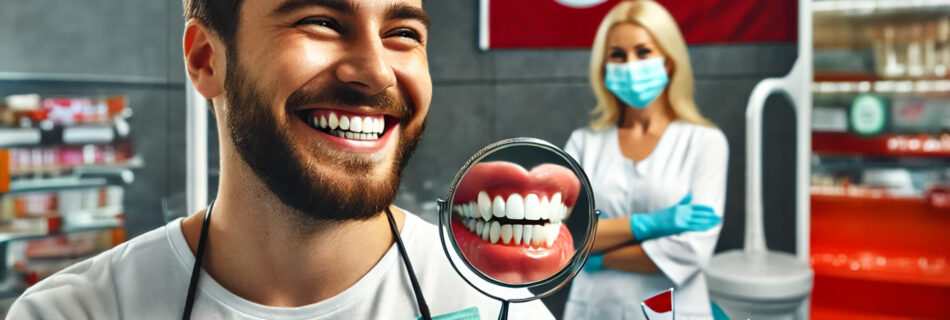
[604,57,669,109]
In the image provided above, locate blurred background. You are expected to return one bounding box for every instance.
[0,0,948,318]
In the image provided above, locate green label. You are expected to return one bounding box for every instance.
[851,94,886,135]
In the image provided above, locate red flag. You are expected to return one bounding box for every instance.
[641,288,675,319]
[480,0,797,50]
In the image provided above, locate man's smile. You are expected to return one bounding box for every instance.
[293,108,402,152]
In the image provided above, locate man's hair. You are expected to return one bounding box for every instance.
[183,0,244,48]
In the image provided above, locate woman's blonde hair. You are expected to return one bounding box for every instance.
[588,0,712,129]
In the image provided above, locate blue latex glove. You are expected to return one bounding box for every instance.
[629,193,721,241]
[583,253,605,273]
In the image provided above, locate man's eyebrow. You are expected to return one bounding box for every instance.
[271,0,355,17]
[387,4,430,29]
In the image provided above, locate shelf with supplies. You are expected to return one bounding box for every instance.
[1,94,140,195]
[811,248,950,287]
[810,191,950,277]
[813,6,950,79]
[814,0,950,13]
[0,92,136,301]
[0,224,122,300]
[810,247,950,319]
[810,86,949,139]
[0,121,129,149]
[812,132,950,157]
[0,216,123,244]
[813,76,950,95]
[2,158,140,194]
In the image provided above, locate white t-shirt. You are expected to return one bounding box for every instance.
[8,212,553,319]
[562,122,728,320]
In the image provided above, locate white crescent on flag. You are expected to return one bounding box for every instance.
[554,0,610,8]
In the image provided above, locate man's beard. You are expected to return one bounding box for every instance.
[223,56,425,222]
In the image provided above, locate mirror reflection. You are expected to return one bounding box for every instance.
[450,160,581,284]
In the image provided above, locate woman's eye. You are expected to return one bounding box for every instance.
[637,49,652,58]
[609,52,626,61]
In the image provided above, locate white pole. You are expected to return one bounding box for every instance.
[185,80,208,215]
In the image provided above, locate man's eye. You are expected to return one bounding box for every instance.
[386,27,421,42]
[295,17,340,31]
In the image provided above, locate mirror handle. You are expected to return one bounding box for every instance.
[497,300,509,320]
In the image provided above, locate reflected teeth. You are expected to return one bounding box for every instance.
[460,217,562,248]
[506,194,524,220]
[513,225,523,245]
[489,221,501,244]
[492,196,505,219]
[501,224,513,244]
[454,191,571,247]
[479,191,493,221]
[524,194,541,220]
[455,191,569,223]
[307,112,386,140]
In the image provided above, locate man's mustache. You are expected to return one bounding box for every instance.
[285,83,414,122]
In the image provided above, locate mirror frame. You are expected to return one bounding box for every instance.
[438,137,599,302]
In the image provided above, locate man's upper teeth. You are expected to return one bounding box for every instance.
[328,113,339,130]
[312,112,385,135]
[460,191,567,223]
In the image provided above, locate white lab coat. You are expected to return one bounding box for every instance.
[563,121,728,320]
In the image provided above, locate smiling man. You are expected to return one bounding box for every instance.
[8,0,552,319]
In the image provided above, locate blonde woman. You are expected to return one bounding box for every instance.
[563,1,728,319]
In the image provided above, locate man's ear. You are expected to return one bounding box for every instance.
[184,20,224,100]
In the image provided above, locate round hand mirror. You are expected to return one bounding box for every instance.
[438,138,599,316]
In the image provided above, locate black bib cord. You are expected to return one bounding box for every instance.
[182,200,214,320]
[386,207,431,320]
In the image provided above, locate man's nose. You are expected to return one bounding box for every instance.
[335,38,397,96]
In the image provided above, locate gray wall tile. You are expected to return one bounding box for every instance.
[168,0,186,83]
[425,0,493,82]
[491,82,594,144]
[0,0,169,79]
[492,50,591,81]
[691,43,798,77]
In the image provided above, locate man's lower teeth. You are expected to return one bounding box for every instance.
[462,218,560,247]
[324,129,379,141]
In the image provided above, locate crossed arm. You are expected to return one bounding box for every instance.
[590,218,661,273]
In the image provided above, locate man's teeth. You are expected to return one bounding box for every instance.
[454,191,570,247]
[454,191,569,223]
[309,112,385,140]
[462,218,561,247]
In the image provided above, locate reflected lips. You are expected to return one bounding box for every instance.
[452,161,579,283]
